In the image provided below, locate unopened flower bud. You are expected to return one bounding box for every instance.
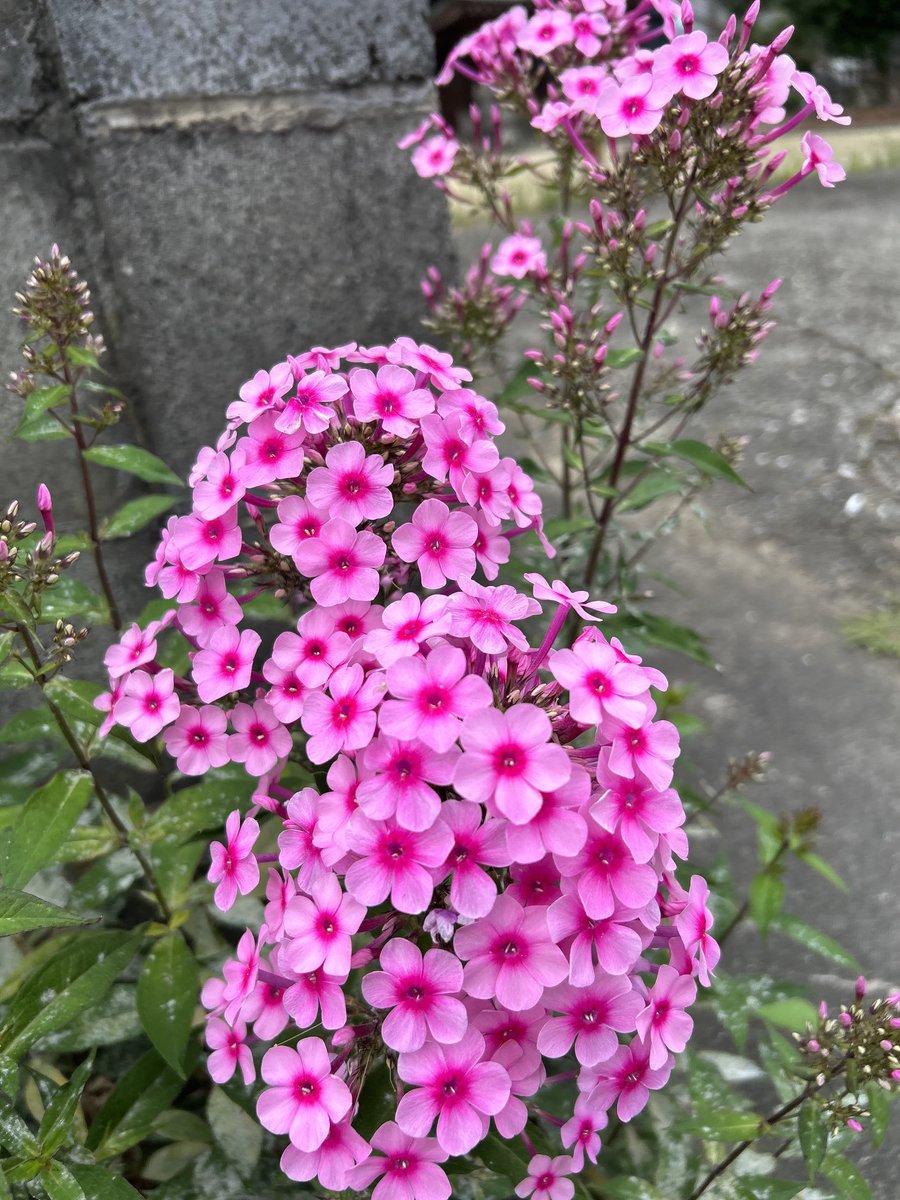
[771,24,794,52]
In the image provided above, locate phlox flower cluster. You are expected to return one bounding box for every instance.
[98,336,718,1198]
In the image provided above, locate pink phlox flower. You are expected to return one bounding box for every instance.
[193,449,247,519]
[390,336,472,391]
[344,814,452,914]
[269,495,329,561]
[358,735,459,831]
[473,510,511,580]
[674,875,720,985]
[292,518,386,606]
[282,872,365,977]
[256,1038,352,1152]
[412,133,460,178]
[595,74,670,137]
[243,978,289,1040]
[505,460,544,527]
[585,1038,673,1122]
[227,362,293,424]
[791,69,851,124]
[300,663,384,763]
[460,461,513,526]
[348,363,434,436]
[228,698,291,777]
[275,369,348,435]
[273,609,351,688]
[364,593,451,666]
[420,412,500,491]
[613,48,656,83]
[437,387,505,439]
[208,809,260,911]
[103,619,162,679]
[455,702,571,824]
[234,411,305,487]
[594,757,685,863]
[113,667,180,742]
[747,47,795,123]
[505,766,590,864]
[801,131,846,188]
[262,658,307,724]
[290,343,357,373]
[635,963,697,1068]
[330,599,382,644]
[380,643,492,752]
[440,800,511,919]
[507,857,562,908]
[491,233,547,279]
[314,754,363,851]
[173,508,241,572]
[538,976,642,1066]
[515,1154,576,1200]
[558,818,659,918]
[647,0,678,40]
[547,893,646,984]
[572,8,609,55]
[532,100,575,132]
[279,787,344,889]
[94,678,125,737]
[518,11,574,56]
[447,576,540,655]
[222,929,260,1024]
[206,1017,255,1085]
[280,1119,370,1190]
[188,444,217,490]
[550,639,649,727]
[396,1029,511,1155]
[653,31,730,101]
[346,1122,450,1200]
[163,702,230,775]
[606,633,668,691]
[201,973,226,1016]
[561,1094,607,1169]
[192,624,261,703]
[397,113,438,149]
[362,937,467,1052]
[473,1001,546,1081]
[454,893,568,1011]
[178,569,242,646]
[283,965,348,1030]
[263,868,296,941]
[306,440,395,527]
[392,498,478,589]
[561,66,608,112]
[604,710,680,791]
[524,573,616,621]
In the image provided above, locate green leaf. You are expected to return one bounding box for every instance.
[153,1108,213,1145]
[734,1180,805,1200]
[0,587,36,630]
[662,439,749,488]
[145,772,254,845]
[66,345,101,370]
[749,872,785,936]
[796,851,848,893]
[68,1167,143,1200]
[137,932,198,1077]
[799,1098,828,1181]
[41,1161,86,1200]
[0,1092,40,1156]
[601,1179,665,1200]
[207,1088,262,1174]
[757,997,818,1031]
[617,466,684,512]
[21,385,71,421]
[0,888,93,936]
[821,1152,874,1200]
[606,347,645,369]
[0,769,94,889]
[38,983,141,1053]
[69,849,142,914]
[477,1130,532,1184]
[0,929,142,1059]
[87,1048,191,1158]
[44,677,104,727]
[38,1052,95,1155]
[39,577,110,625]
[769,913,861,972]
[0,659,34,689]
[676,1110,763,1141]
[13,409,69,442]
[100,494,178,540]
[867,1083,890,1149]
[604,610,714,668]
[83,444,183,487]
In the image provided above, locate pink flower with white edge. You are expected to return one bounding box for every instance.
[178,569,242,645]
[396,1029,511,1155]
[605,710,680,790]
[344,814,453,914]
[547,894,644,984]
[380,643,492,753]
[473,511,511,580]
[420,412,500,491]
[163,703,230,775]
[454,893,568,1011]
[300,663,384,764]
[390,336,473,391]
[346,1122,450,1200]
[364,593,451,666]
[440,800,511,919]
[306,441,395,527]
[282,872,365,977]
[275,369,348,435]
[801,131,846,188]
[293,518,386,606]
[269,495,329,561]
[173,508,242,572]
[193,449,247,519]
[222,929,260,1024]
[113,668,180,742]
[524,573,616,621]
[412,133,459,178]
[358,735,459,832]
[538,976,642,1066]
[561,1095,607,1169]
[280,1119,370,1191]
[206,1017,255,1085]
[674,875,720,986]
[208,809,260,911]
[490,234,547,280]
[558,821,659,918]
[593,758,685,864]
[256,1039,352,1153]
[228,699,291,777]
[595,75,670,137]
[192,625,261,702]
[348,364,434,436]
[653,31,730,102]
[585,1039,673,1122]
[549,640,649,727]
[518,10,574,56]
[392,498,477,589]
[635,964,697,1068]
[362,937,468,1052]
[235,411,305,488]
[227,362,293,424]
[273,610,351,688]
[515,1154,577,1200]
[455,703,571,825]
[278,788,343,891]
[103,620,162,679]
[447,577,540,654]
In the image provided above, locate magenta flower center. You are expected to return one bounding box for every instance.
[494,743,522,774]
[295,1077,318,1099]
[624,97,644,117]
[679,54,698,74]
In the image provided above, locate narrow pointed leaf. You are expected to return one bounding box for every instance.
[100,494,178,540]
[798,1098,827,1180]
[83,445,182,487]
[137,933,198,1077]
[0,888,93,936]
[0,770,94,889]
[38,1052,95,1154]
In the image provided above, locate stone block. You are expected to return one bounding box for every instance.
[0,0,41,123]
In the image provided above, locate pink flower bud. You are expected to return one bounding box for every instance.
[771,24,794,52]
[847,1119,863,1134]
[856,975,867,1000]
[681,1,694,32]
[721,14,737,46]
[36,483,54,536]
[605,313,623,335]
